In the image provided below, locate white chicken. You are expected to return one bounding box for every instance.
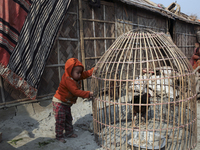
[130,66,179,99]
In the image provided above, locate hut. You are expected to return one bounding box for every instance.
[0,0,200,107]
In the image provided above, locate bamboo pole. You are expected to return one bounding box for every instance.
[144,32,150,150]
[114,3,117,39]
[185,76,190,149]
[46,64,65,67]
[103,5,107,54]
[195,94,197,147]
[92,96,98,142]
[180,78,186,150]
[77,6,81,61]
[57,41,61,82]
[82,18,115,24]
[92,8,97,64]
[84,37,115,40]
[176,32,196,36]
[0,76,5,104]
[79,0,87,90]
[0,93,54,109]
[103,4,108,147]
[85,56,102,60]
[58,37,79,41]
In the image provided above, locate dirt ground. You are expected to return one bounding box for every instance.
[0,98,200,150]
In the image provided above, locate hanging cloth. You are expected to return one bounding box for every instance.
[0,0,71,99]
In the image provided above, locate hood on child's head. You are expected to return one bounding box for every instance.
[65,58,84,77]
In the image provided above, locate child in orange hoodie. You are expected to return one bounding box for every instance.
[52,58,94,143]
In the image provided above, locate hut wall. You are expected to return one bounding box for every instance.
[115,2,167,36]
[82,0,116,91]
[174,20,196,59]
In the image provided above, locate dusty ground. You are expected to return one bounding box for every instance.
[0,98,200,150]
[0,98,101,150]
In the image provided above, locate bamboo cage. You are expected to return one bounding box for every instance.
[91,28,197,150]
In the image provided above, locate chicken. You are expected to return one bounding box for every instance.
[131,93,151,127]
[148,66,179,99]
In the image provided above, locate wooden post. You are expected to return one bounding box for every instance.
[79,0,87,90]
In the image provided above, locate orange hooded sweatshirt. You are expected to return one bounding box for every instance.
[54,58,94,104]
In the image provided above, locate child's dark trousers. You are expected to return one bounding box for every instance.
[52,101,73,139]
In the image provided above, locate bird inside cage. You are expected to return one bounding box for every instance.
[131,93,151,127]
[130,65,180,127]
[128,69,153,127]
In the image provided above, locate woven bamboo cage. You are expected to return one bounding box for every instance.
[91,29,197,150]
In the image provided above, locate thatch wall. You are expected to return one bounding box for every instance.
[174,20,196,59]
[1,0,199,107]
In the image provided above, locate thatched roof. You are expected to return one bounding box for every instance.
[119,0,200,25]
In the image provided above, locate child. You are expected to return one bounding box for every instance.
[52,58,94,143]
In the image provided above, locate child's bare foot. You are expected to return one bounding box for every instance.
[65,133,78,138]
[56,138,66,143]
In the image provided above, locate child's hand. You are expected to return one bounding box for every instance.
[89,92,93,98]
[93,66,98,74]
